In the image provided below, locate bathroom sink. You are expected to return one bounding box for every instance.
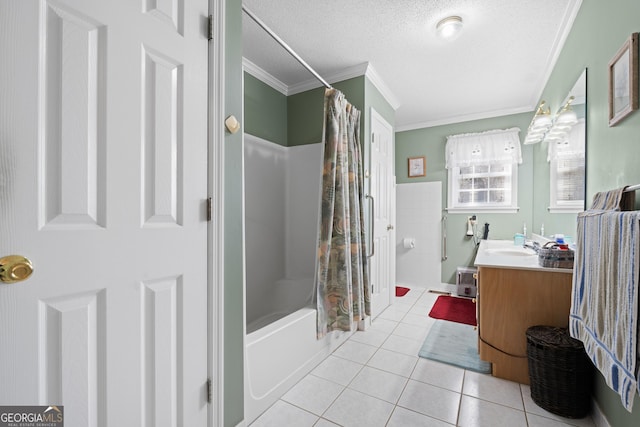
[485,247,536,257]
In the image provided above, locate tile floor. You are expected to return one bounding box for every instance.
[249,284,597,427]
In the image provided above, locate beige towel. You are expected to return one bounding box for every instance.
[590,187,635,211]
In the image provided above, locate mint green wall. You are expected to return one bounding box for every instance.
[243,72,288,146]
[396,112,535,283]
[244,75,389,148]
[224,0,244,425]
[287,77,366,145]
[538,0,640,425]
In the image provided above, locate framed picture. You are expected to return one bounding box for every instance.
[408,156,426,178]
[609,33,639,126]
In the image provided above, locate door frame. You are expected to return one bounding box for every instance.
[209,0,225,425]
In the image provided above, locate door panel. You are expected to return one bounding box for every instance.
[0,1,209,426]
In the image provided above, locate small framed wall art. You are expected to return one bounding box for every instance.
[408,156,426,178]
[608,32,639,126]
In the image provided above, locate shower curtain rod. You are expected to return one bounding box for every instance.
[242,5,333,90]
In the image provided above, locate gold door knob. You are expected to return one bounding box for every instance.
[0,255,34,284]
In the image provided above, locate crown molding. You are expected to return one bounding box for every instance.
[287,62,370,95]
[243,58,400,112]
[527,0,583,107]
[396,105,534,132]
[363,63,401,110]
[242,57,289,95]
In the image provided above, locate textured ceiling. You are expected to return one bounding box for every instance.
[242,0,582,131]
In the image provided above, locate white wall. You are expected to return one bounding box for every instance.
[396,182,442,287]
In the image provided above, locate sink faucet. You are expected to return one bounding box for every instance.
[523,240,540,252]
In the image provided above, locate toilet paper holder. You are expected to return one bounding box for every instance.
[402,238,416,249]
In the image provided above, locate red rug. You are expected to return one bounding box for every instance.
[395,286,410,297]
[428,295,476,326]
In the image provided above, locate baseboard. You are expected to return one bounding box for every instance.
[591,397,611,427]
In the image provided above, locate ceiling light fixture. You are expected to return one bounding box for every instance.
[436,16,464,40]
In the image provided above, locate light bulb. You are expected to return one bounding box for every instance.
[436,16,463,40]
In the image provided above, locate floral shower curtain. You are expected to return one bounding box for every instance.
[316,88,370,338]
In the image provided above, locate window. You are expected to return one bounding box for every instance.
[548,119,585,212]
[446,128,521,213]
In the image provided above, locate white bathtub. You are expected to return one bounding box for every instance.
[244,307,351,424]
[246,277,315,334]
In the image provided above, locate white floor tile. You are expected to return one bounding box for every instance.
[462,370,524,410]
[369,317,398,334]
[397,379,461,425]
[411,358,465,392]
[332,340,378,364]
[387,406,455,427]
[457,395,527,427]
[323,388,395,427]
[348,329,389,347]
[378,306,408,322]
[313,418,341,427]
[250,400,319,427]
[348,366,408,404]
[251,281,595,426]
[526,412,590,427]
[281,375,344,416]
[366,348,418,377]
[520,384,595,427]
[311,355,363,386]
[396,293,420,304]
[409,304,432,316]
[381,334,423,356]
[401,312,434,327]
[392,322,431,342]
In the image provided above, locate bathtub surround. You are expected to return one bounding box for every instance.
[316,88,370,337]
[244,134,322,332]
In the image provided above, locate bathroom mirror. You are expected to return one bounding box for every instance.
[549,69,587,212]
[532,69,587,236]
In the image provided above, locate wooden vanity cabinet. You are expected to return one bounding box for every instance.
[476,266,573,384]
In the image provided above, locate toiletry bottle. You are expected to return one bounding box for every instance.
[523,222,527,238]
[540,223,544,236]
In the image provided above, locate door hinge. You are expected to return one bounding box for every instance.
[371,132,375,143]
[206,197,212,222]
[207,377,212,404]
[208,14,214,40]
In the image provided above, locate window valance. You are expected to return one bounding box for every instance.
[445,127,522,169]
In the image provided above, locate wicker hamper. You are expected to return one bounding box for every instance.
[526,326,593,418]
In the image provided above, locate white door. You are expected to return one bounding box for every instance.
[0,1,209,426]
[369,109,395,317]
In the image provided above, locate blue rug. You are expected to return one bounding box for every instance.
[418,320,491,374]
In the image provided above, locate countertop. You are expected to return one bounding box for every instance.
[474,239,573,274]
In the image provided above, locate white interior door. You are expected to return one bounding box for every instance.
[0,1,209,426]
[369,108,395,318]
